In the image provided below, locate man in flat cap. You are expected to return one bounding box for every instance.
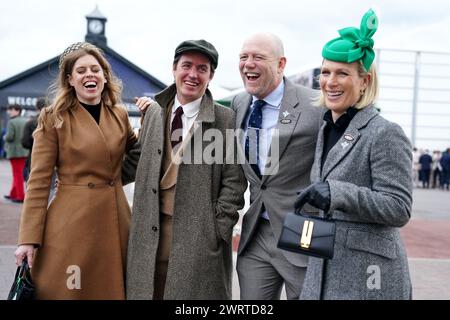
[123,39,246,300]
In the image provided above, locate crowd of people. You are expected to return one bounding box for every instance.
[0,9,443,300]
[413,148,450,190]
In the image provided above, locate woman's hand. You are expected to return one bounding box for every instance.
[134,96,155,114]
[14,245,36,268]
[294,182,331,213]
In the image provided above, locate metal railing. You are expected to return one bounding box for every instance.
[375,48,450,151]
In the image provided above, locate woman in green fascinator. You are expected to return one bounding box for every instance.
[293,9,413,299]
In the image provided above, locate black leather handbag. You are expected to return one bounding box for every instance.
[278,205,336,259]
[7,259,36,300]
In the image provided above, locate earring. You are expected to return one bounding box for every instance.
[360,89,365,96]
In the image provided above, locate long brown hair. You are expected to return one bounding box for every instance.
[37,43,123,131]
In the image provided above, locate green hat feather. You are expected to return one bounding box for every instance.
[322,9,378,71]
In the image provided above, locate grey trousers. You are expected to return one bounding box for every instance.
[237,219,306,300]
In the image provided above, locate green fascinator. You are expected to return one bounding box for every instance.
[322,9,378,71]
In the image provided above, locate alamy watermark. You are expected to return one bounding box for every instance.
[66,265,81,290]
[366,265,381,290]
[167,124,280,176]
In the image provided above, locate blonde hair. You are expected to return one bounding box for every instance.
[315,60,378,109]
[37,43,123,131]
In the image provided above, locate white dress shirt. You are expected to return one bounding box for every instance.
[243,80,285,219]
[171,95,202,140]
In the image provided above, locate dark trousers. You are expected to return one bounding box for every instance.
[421,169,431,188]
[9,157,26,201]
[432,169,441,188]
[153,213,173,300]
[442,169,450,189]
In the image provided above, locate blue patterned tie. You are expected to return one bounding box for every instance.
[245,100,266,178]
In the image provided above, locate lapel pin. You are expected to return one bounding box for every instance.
[343,133,354,141]
[280,111,291,124]
[341,141,349,149]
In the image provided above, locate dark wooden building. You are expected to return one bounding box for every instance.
[0,6,166,133]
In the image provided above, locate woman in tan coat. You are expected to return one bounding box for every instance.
[14,42,137,299]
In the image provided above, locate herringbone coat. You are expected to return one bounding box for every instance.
[300,105,413,300]
[123,85,247,300]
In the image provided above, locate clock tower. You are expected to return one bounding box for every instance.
[85,6,107,47]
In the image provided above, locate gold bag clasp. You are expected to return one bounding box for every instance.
[300,220,314,249]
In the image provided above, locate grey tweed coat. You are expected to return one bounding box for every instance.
[122,84,247,300]
[300,105,413,300]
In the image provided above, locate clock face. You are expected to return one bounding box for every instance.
[88,20,103,34]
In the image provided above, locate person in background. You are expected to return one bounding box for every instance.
[295,9,413,299]
[4,104,29,203]
[412,147,421,187]
[441,148,450,190]
[431,150,442,189]
[419,150,432,188]
[22,98,47,182]
[14,42,138,299]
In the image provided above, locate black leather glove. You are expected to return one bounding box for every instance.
[294,182,331,213]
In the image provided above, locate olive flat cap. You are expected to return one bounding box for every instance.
[174,39,219,69]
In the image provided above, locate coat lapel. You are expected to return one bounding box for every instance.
[311,121,327,182]
[262,79,301,181]
[235,94,261,182]
[321,106,379,180]
[98,105,119,174]
[274,80,301,159]
[320,126,361,180]
[236,95,252,131]
[155,84,176,134]
[74,103,114,173]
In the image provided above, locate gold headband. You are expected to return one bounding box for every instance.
[59,42,96,70]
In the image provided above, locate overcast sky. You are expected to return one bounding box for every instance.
[1,0,450,90]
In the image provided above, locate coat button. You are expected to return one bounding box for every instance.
[158,149,162,155]
[152,188,157,194]
[261,184,267,190]
[109,181,115,187]
[88,182,95,189]
[152,226,158,232]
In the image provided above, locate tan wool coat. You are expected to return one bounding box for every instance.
[18,103,137,299]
